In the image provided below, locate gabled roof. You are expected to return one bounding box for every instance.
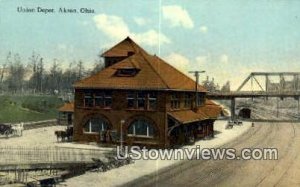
[74,37,206,92]
[101,37,146,57]
[58,102,74,112]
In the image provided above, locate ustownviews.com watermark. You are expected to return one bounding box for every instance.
[117,146,278,161]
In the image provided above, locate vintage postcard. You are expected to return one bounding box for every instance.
[0,0,299,186]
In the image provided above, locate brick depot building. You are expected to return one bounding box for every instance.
[73,37,221,148]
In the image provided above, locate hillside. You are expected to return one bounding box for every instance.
[0,95,64,123]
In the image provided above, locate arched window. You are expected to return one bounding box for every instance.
[84,117,109,133]
[128,118,155,137]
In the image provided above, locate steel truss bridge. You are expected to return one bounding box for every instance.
[207,72,300,120]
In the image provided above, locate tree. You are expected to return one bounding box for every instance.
[28,52,41,93]
[45,59,63,93]
[77,60,84,80]
[6,53,25,93]
[90,60,104,75]
[221,81,231,92]
[0,52,11,92]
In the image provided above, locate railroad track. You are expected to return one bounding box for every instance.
[124,122,300,187]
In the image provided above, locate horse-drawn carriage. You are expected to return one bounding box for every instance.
[0,123,23,138]
[0,123,13,137]
[55,126,73,142]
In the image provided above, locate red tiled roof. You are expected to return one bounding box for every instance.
[101,37,146,57]
[168,99,222,124]
[74,37,206,92]
[58,102,74,112]
[196,99,222,119]
[168,110,208,124]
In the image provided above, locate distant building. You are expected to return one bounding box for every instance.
[73,37,221,148]
[58,102,74,126]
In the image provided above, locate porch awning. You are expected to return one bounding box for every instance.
[196,99,222,119]
[168,110,208,124]
[168,100,222,124]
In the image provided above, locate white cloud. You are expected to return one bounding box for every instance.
[162,5,194,29]
[93,14,170,47]
[163,53,190,74]
[133,29,170,46]
[220,54,229,64]
[195,56,208,66]
[94,14,130,41]
[134,17,148,26]
[200,26,208,33]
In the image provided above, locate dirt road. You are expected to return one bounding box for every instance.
[127,122,300,187]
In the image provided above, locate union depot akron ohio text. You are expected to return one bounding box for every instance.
[73,37,222,148]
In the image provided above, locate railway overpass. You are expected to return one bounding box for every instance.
[206,72,300,120]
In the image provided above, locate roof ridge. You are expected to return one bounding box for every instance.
[154,55,206,92]
[139,51,170,89]
[100,38,126,57]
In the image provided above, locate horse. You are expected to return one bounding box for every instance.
[54,130,67,142]
[65,126,73,141]
[11,123,24,137]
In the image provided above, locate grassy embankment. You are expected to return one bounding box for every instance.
[0,95,64,123]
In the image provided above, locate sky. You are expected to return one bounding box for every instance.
[1,0,300,90]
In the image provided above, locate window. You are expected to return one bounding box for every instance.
[83,117,109,133]
[171,93,180,109]
[127,92,157,110]
[148,92,157,110]
[128,118,154,137]
[95,93,103,107]
[84,93,93,107]
[115,68,139,77]
[137,92,146,109]
[127,92,136,108]
[197,93,205,106]
[184,93,192,108]
[104,91,112,107]
[84,91,112,108]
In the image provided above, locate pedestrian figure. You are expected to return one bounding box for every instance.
[252,122,255,127]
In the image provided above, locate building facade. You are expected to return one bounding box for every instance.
[58,102,74,126]
[73,37,221,148]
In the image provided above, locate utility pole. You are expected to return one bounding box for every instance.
[120,119,125,154]
[189,70,205,107]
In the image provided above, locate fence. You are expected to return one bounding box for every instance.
[0,146,114,165]
[22,119,59,130]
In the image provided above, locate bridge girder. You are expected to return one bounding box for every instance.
[236,72,300,92]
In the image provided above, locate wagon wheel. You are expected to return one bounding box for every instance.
[4,130,11,138]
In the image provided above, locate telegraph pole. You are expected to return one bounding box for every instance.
[189,71,205,107]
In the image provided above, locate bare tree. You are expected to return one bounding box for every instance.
[6,53,25,93]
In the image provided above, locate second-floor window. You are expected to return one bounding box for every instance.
[104,92,112,107]
[197,93,205,106]
[127,92,157,110]
[127,92,135,108]
[148,93,157,110]
[84,93,93,107]
[95,93,103,107]
[137,92,146,109]
[184,93,192,108]
[171,93,180,109]
[84,91,112,108]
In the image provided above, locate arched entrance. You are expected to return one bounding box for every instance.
[238,108,251,119]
